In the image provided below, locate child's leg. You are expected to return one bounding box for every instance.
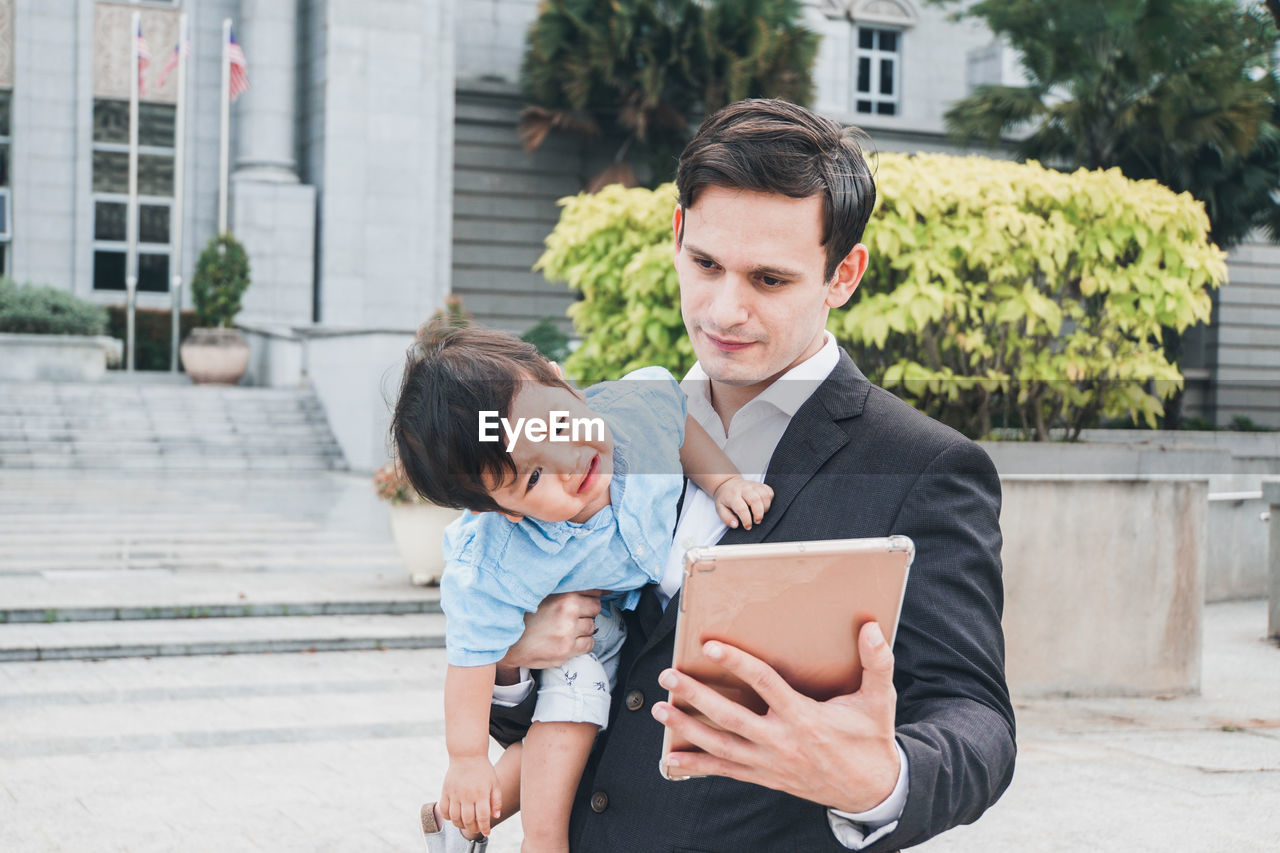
[519,721,597,853]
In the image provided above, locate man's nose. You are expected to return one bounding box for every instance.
[706,275,751,329]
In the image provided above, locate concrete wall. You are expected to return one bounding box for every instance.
[302,329,414,473]
[1000,477,1206,696]
[985,438,1278,603]
[311,0,454,330]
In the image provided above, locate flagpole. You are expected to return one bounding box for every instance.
[218,18,231,235]
[126,11,141,373]
[170,13,188,373]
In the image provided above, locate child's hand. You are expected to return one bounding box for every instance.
[712,477,774,530]
[441,755,502,838]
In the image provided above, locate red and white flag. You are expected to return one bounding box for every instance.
[227,29,250,102]
[136,23,151,96]
[156,37,189,90]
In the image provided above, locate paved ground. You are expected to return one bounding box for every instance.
[0,600,1276,852]
[1,469,1278,850]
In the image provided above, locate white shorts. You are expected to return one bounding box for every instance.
[531,602,627,730]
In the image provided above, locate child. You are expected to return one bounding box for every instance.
[391,321,773,853]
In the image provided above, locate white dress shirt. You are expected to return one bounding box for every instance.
[494,333,908,848]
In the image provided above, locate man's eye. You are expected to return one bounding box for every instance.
[694,257,717,270]
[761,276,785,288]
[528,469,541,489]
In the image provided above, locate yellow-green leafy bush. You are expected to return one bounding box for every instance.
[538,154,1226,438]
[537,183,692,382]
[838,154,1226,439]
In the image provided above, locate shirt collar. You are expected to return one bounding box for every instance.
[682,331,841,424]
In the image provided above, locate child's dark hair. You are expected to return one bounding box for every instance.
[391,319,572,514]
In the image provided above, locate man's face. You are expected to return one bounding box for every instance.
[673,186,865,391]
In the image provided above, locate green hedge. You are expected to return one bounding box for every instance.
[106,307,198,372]
[538,155,1227,439]
[0,278,108,336]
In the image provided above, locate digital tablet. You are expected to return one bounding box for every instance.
[659,536,914,781]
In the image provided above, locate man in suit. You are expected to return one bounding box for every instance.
[488,98,1015,852]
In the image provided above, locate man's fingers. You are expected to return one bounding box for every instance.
[662,749,760,788]
[651,700,758,767]
[701,641,803,714]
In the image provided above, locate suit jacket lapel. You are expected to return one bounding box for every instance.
[635,350,871,659]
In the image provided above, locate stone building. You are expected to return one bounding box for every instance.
[1,0,1275,470]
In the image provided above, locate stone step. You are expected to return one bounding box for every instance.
[0,538,401,562]
[0,568,437,620]
[0,381,320,402]
[0,613,448,661]
[0,439,342,455]
[0,410,328,425]
[0,529,380,547]
[0,552,406,574]
[0,454,344,471]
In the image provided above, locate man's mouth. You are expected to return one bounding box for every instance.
[577,454,600,494]
[703,330,754,352]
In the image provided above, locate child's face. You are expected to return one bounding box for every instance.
[485,380,614,524]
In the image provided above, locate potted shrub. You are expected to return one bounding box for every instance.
[373,459,461,586]
[179,234,251,384]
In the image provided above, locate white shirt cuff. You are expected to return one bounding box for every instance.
[492,668,533,708]
[826,741,909,849]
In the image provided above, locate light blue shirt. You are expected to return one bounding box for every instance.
[440,366,687,667]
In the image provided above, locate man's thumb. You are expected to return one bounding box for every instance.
[859,621,894,689]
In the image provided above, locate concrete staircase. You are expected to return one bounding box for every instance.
[0,470,448,661]
[0,377,346,471]
[0,380,452,661]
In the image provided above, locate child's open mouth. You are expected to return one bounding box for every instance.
[577,454,600,494]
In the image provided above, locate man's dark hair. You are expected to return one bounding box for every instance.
[676,98,876,283]
[391,319,572,514]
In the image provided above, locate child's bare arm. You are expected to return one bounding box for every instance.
[679,415,773,529]
[442,664,503,837]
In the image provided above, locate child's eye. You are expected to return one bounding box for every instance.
[527,469,541,489]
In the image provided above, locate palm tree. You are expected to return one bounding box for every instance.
[519,0,818,190]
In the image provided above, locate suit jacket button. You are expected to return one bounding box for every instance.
[590,791,609,813]
[625,689,644,711]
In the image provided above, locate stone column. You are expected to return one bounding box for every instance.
[232,0,298,182]
[229,0,316,329]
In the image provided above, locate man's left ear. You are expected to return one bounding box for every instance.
[825,243,869,309]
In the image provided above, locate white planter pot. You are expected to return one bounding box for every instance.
[179,327,250,385]
[388,502,462,586]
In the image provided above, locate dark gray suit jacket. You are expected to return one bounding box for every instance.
[491,351,1016,852]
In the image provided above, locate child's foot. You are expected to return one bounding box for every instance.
[421,802,488,853]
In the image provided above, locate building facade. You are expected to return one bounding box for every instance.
[1,0,1275,468]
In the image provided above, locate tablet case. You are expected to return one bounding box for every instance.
[660,536,914,780]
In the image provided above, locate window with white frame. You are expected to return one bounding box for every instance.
[0,89,11,277]
[854,27,900,116]
[91,99,175,292]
